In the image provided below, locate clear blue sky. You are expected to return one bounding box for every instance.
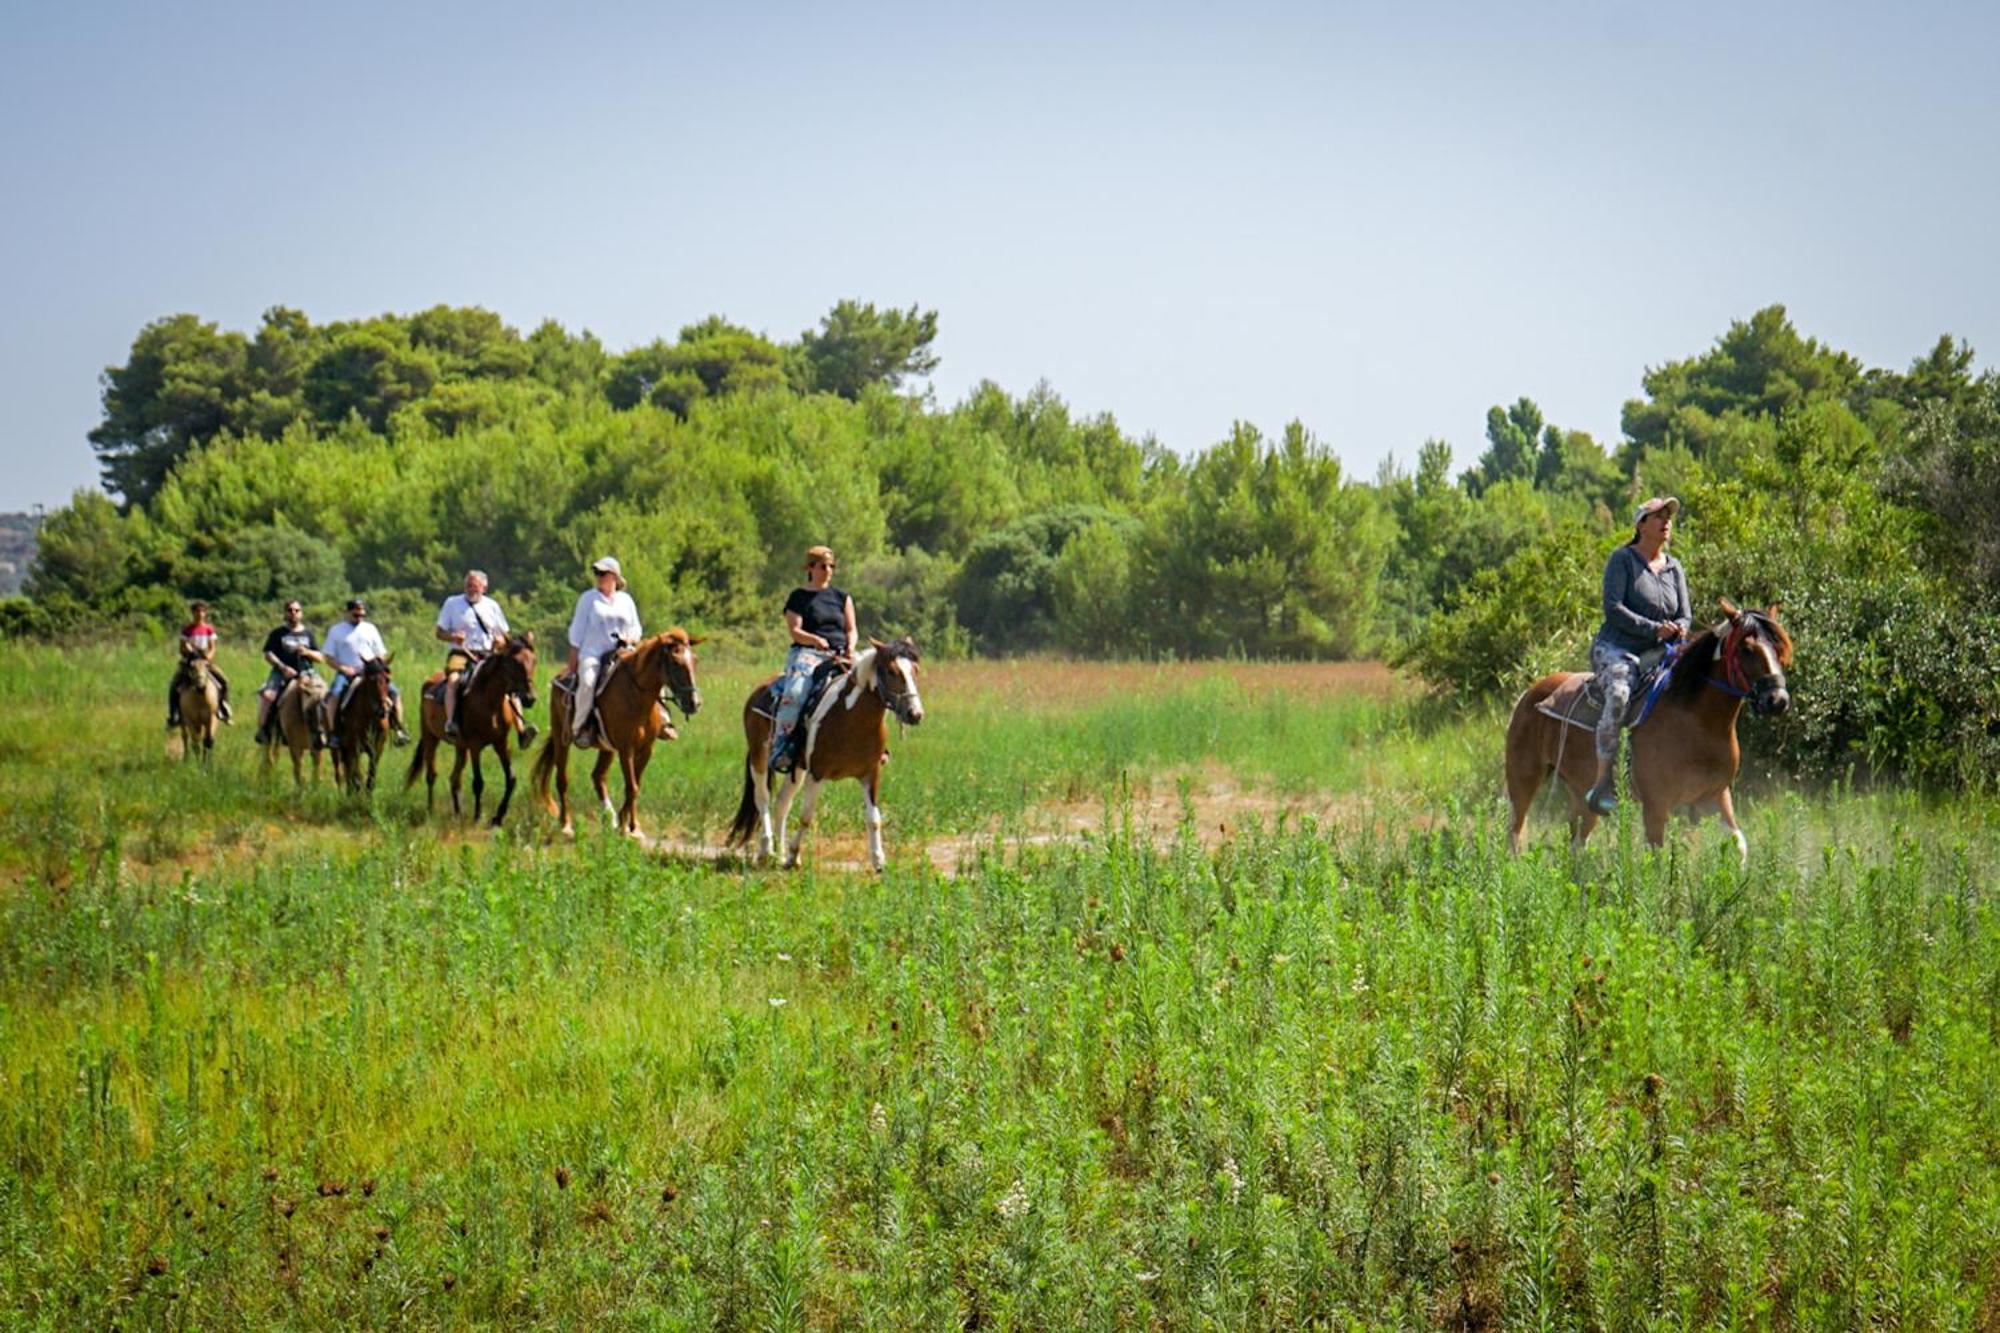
[3,1,1995,510]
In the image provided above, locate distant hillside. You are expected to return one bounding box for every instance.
[0,511,40,596]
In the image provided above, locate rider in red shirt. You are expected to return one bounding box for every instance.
[166,600,234,728]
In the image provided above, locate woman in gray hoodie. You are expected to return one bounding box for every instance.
[1586,496,1691,815]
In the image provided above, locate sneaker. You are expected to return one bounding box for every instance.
[392,728,411,747]
[165,718,178,731]
[518,724,538,747]
[218,703,234,724]
[1585,784,1617,816]
[444,718,461,739]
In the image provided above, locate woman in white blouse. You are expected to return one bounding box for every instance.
[567,556,643,743]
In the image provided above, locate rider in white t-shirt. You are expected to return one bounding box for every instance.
[434,569,511,738]
[567,556,642,746]
[320,598,409,748]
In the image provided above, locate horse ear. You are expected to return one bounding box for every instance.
[1717,597,1740,620]
[520,630,535,648]
[686,635,704,646]
[869,636,887,652]
[1763,602,1781,621]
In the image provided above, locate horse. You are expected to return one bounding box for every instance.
[331,657,397,794]
[175,657,221,765]
[531,629,702,836]
[406,633,539,825]
[262,671,329,786]
[726,636,925,872]
[1505,601,1793,864]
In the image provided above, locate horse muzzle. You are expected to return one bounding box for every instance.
[677,689,702,717]
[1754,683,1791,717]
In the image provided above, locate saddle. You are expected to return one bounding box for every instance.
[752,656,848,722]
[553,647,656,750]
[426,652,490,704]
[1536,648,1676,733]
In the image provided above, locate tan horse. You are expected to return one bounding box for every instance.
[176,657,221,764]
[531,629,702,836]
[331,657,397,794]
[726,637,925,871]
[262,672,329,786]
[406,633,539,825]
[1505,601,1793,863]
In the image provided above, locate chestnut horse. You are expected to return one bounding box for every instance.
[406,633,539,825]
[531,629,702,836]
[263,672,329,786]
[726,637,925,871]
[331,657,397,794]
[176,658,221,765]
[1505,601,1792,863]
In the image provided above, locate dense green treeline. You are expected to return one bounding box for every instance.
[9,300,1999,784]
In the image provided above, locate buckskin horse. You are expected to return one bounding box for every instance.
[727,636,925,872]
[531,629,702,836]
[175,657,221,765]
[331,656,397,794]
[406,632,539,825]
[263,671,329,786]
[1505,601,1792,863]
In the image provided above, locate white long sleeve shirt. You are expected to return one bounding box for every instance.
[568,589,642,659]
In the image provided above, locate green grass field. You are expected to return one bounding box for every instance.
[2,639,1998,1328]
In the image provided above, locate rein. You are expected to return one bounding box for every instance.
[1705,623,1756,699]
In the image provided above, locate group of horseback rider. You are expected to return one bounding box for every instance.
[163,543,860,774]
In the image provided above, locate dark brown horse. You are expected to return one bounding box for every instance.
[331,657,397,794]
[1505,601,1792,863]
[726,637,924,871]
[175,657,221,765]
[406,633,539,824]
[532,629,702,836]
[262,672,328,786]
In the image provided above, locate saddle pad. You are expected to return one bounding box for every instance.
[753,661,848,722]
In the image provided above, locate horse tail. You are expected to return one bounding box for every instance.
[403,733,430,790]
[726,756,759,847]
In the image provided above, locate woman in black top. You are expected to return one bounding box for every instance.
[770,545,859,772]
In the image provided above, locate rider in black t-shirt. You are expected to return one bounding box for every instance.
[769,545,858,773]
[256,599,326,744]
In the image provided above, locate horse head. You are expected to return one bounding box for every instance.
[361,656,396,722]
[659,628,703,717]
[497,630,537,711]
[1717,599,1792,717]
[867,635,925,726]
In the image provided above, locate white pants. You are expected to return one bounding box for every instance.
[572,655,604,736]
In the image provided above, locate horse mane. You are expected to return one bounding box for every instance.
[1663,610,1793,703]
[1663,625,1725,704]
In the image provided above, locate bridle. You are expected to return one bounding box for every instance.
[873,650,923,724]
[1710,614,1789,715]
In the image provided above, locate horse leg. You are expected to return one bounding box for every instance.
[616,748,640,837]
[626,746,653,838]
[471,749,486,823]
[783,776,822,870]
[555,741,574,836]
[492,743,515,827]
[863,770,886,872]
[1714,787,1748,867]
[591,752,616,820]
[1640,798,1669,850]
[1504,740,1547,856]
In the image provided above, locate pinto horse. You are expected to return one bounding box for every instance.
[406,633,539,825]
[176,658,221,765]
[531,629,702,836]
[1505,601,1793,863]
[727,637,925,872]
[263,672,329,786]
[331,657,397,794]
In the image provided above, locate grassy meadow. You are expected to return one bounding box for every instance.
[2,638,1998,1328]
